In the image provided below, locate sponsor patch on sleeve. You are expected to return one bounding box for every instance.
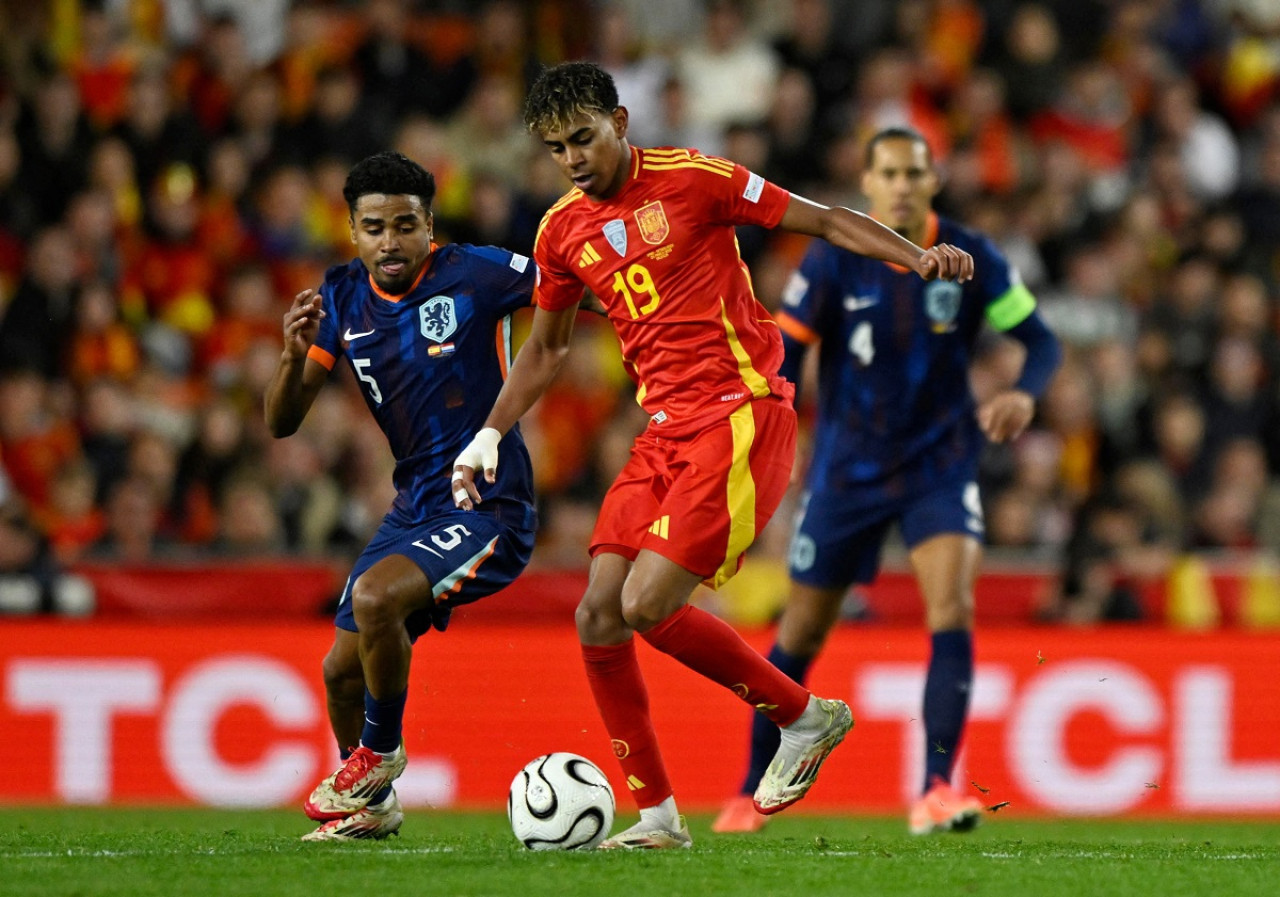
[509,252,530,272]
[743,172,765,204]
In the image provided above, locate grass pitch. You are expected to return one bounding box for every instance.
[4,808,1276,897]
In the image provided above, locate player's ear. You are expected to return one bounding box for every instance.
[425,211,434,240]
[611,106,629,140]
[927,165,944,199]
[348,217,357,245]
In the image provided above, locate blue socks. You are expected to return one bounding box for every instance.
[923,629,973,791]
[360,688,407,754]
[740,644,813,794]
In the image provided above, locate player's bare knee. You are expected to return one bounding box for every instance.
[350,579,398,631]
[575,594,629,642]
[619,591,673,633]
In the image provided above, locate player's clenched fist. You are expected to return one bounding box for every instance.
[282,288,325,359]
[916,244,974,283]
[452,427,501,509]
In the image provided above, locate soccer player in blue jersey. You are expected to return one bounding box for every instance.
[713,127,1062,835]
[264,152,539,841]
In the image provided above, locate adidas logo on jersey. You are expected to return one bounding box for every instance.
[648,516,670,539]
[579,242,602,268]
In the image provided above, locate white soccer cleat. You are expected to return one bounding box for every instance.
[302,790,404,842]
[598,816,693,850]
[304,744,407,821]
[752,697,853,815]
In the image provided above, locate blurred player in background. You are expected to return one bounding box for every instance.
[714,127,1062,835]
[264,152,539,841]
[452,64,974,849]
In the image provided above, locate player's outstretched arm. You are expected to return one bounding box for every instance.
[264,288,329,438]
[977,308,1062,443]
[452,304,578,509]
[778,195,973,283]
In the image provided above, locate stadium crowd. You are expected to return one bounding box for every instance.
[0,0,1278,625]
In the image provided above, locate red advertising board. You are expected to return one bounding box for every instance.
[3,620,1279,816]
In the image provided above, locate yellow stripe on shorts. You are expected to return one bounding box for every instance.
[710,403,758,588]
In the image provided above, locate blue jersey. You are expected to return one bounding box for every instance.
[308,243,537,525]
[777,214,1039,495]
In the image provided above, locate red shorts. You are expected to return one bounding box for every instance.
[589,397,797,587]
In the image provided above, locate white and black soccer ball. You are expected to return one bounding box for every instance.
[508,752,616,850]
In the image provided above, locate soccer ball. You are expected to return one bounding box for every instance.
[508,752,616,850]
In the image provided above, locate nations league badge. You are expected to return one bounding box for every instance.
[924,280,962,333]
[420,295,458,343]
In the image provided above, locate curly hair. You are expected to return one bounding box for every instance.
[342,152,437,215]
[522,62,620,135]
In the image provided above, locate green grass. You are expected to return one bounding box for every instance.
[3,809,1277,897]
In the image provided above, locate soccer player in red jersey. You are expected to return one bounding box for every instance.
[452,62,974,849]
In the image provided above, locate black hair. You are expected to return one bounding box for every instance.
[863,126,934,169]
[342,152,436,215]
[522,62,620,135]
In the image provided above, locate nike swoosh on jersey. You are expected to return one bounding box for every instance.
[344,328,376,341]
[843,295,879,311]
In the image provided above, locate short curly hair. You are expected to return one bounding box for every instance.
[522,62,620,135]
[342,152,437,215]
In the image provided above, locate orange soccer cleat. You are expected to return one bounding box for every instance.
[909,776,984,835]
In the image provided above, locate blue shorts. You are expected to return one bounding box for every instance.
[335,507,535,640]
[787,478,984,589]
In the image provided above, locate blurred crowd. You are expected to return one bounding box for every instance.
[1,0,1279,624]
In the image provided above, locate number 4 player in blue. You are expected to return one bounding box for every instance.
[265,152,539,841]
[714,127,1062,836]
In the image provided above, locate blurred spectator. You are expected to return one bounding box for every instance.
[675,0,780,141]
[1043,489,1168,624]
[0,369,80,515]
[88,471,173,561]
[120,162,217,342]
[351,0,465,127]
[66,280,142,387]
[1037,243,1138,351]
[113,61,204,192]
[77,376,136,503]
[212,470,285,555]
[164,0,290,69]
[292,65,383,167]
[986,2,1068,124]
[39,458,104,563]
[444,73,534,192]
[64,0,139,132]
[0,225,81,377]
[171,397,254,544]
[1143,253,1221,380]
[13,69,93,232]
[591,2,668,149]
[1149,75,1241,202]
[65,189,123,285]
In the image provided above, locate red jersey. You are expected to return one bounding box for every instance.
[534,146,792,436]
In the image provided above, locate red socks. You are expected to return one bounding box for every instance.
[641,604,809,725]
[581,640,673,809]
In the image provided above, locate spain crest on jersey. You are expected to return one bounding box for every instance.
[420,295,457,342]
[634,201,670,245]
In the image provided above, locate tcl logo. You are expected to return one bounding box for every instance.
[5,657,455,807]
[859,660,1280,813]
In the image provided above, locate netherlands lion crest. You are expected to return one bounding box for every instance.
[633,201,669,245]
[924,281,962,333]
[420,295,457,342]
